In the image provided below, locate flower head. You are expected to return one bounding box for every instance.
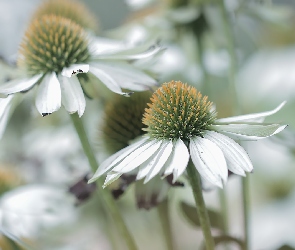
[31,0,98,32]
[143,81,216,140]
[89,81,287,188]
[101,91,151,154]
[19,15,90,76]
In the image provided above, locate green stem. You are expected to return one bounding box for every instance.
[196,35,210,96]
[219,188,229,250]
[70,113,138,250]
[157,199,175,250]
[187,161,215,250]
[219,0,240,115]
[219,188,229,234]
[242,175,250,250]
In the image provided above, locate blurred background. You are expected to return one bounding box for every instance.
[0,0,295,249]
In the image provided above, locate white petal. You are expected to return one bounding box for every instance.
[59,75,86,117]
[89,37,131,56]
[163,139,189,182]
[204,131,253,175]
[111,140,162,173]
[0,74,41,95]
[89,137,149,182]
[35,73,61,116]
[89,65,133,96]
[0,95,14,139]
[190,137,227,188]
[61,64,89,78]
[211,124,287,140]
[143,140,173,183]
[90,62,157,91]
[216,101,286,123]
[103,172,123,188]
[93,42,164,60]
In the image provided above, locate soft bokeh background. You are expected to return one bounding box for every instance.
[0,0,295,249]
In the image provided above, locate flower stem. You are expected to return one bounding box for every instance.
[219,0,240,115]
[157,199,175,250]
[187,161,215,250]
[70,113,138,250]
[219,188,229,250]
[242,175,250,250]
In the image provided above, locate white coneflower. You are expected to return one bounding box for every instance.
[0,15,162,117]
[89,81,286,188]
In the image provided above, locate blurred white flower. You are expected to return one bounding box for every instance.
[237,47,295,105]
[21,126,88,184]
[90,81,286,188]
[0,185,76,239]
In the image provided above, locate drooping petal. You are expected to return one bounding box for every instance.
[89,65,132,96]
[89,136,149,183]
[0,74,42,95]
[59,75,86,117]
[103,172,123,188]
[143,140,173,183]
[211,123,287,140]
[90,62,157,91]
[189,136,227,188]
[163,139,189,182]
[111,139,162,174]
[216,102,286,123]
[204,131,253,175]
[35,73,61,116]
[93,42,164,61]
[0,95,14,139]
[61,64,89,78]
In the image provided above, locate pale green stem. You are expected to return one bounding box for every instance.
[219,188,229,250]
[196,35,210,96]
[187,161,215,250]
[219,188,229,233]
[157,199,175,250]
[70,113,138,250]
[242,175,250,250]
[219,0,240,115]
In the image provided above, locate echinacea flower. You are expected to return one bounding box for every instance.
[0,15,162,117]
[89,81,287,188]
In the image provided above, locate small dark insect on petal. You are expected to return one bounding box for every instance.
[71,70,77,75]
[123,92,134,97]
[42,113,51,117]
[69,173,97,206]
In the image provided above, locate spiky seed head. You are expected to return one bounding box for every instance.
[101,92,152,154]
[32,0,98,31]
[18,15,90,76]
[143,81,216,140]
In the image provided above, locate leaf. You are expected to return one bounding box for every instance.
[180,202,224,230]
